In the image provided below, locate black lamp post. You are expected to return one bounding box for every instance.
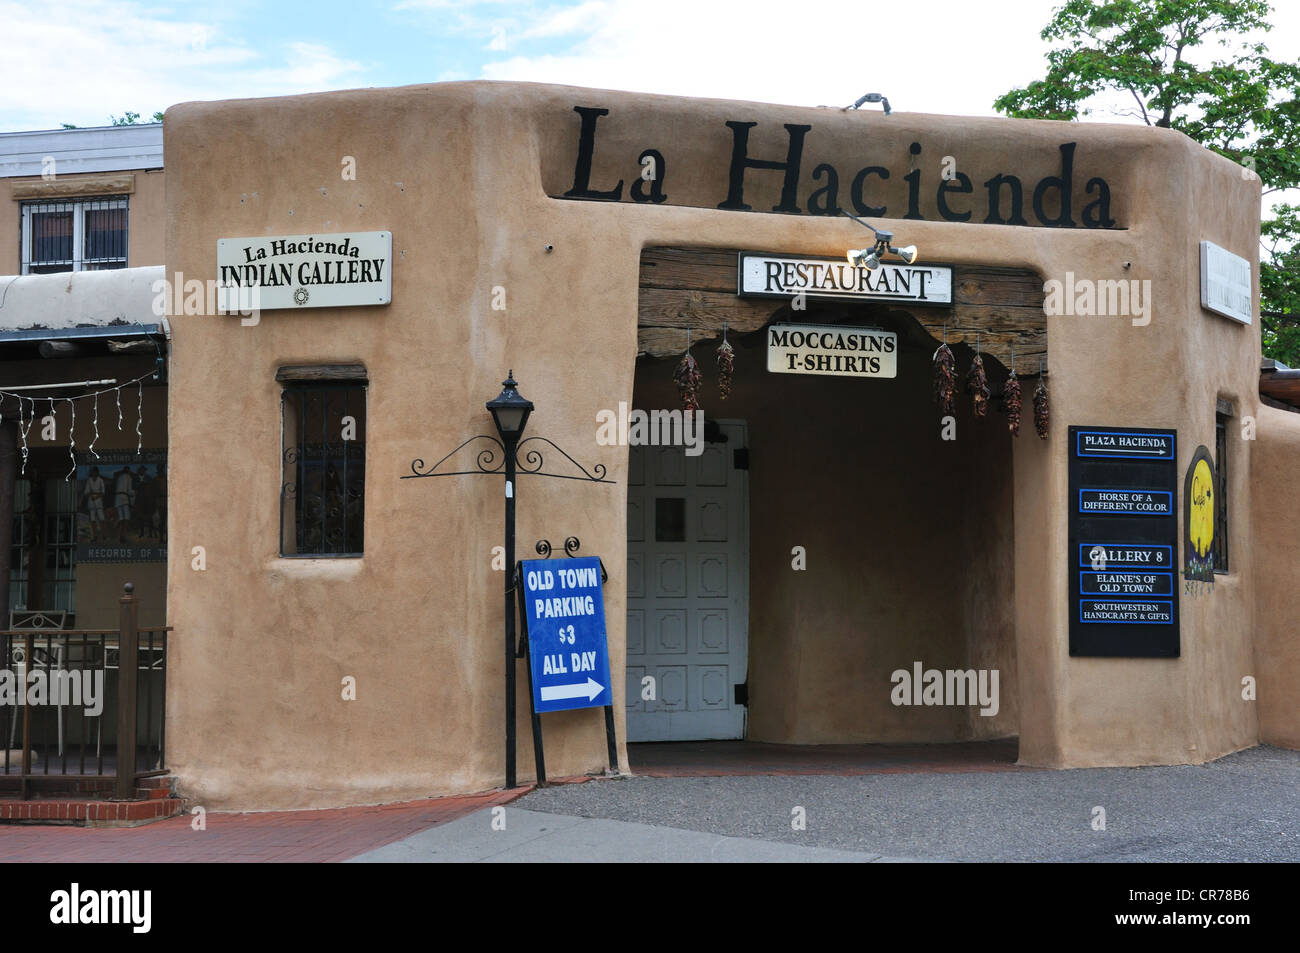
[486,371,533,789]
[404,369,611,789]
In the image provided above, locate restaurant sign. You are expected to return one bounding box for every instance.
[767,323,897,378]
[739,253,952,305]
[217,231,392,311]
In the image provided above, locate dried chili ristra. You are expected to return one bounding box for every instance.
[1033,373,1049,439]
[933,343,956,417]
[1004,369,1022,437]
[674,348,702,412]
[716,339,735,400]
[966,352,990,418]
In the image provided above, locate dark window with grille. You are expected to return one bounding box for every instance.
[21,196,128,274]
[280,374,366,557]
[1214,412,1230,572]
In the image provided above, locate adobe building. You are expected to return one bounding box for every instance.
[139,81,1296,810]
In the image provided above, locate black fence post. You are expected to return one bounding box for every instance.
[114,583,139,800]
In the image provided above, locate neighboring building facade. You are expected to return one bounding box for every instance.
[0,124,167,632]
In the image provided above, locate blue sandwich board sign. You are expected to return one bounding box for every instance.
[520,556,613,713]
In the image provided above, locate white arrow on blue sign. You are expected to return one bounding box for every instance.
[520,556,613,713]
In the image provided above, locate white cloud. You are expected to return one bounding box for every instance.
[0,1,365,129]
[479,0,1056,116]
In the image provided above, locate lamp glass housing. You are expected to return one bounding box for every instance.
[487,373,534,438]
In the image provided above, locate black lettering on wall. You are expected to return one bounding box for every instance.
[937,171,973,222]
[806,162,841,215]
[564,106,624,201]
[1033,142,1076,227]
[1082,176,1115,228]
[903,142,924,220]
[717,121,811,213]
[631,148,668,204]
[983,173,1027,225]
[850,166,889,217]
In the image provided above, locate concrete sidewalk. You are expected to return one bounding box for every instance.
[346,807,921,862]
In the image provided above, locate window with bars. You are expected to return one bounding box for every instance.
[280,377,366,557]
[20,196,128,274]
[1214,412,1230,573]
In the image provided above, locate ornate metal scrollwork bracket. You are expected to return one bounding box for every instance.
[402,435,614,483]
[534,536,609,583]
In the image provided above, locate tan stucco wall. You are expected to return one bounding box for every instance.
[1251,405,1300,748]
[0,169,165,273]
[163,81,1270,810]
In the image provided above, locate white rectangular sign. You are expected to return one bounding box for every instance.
[1199,240,1251,325]
[767,323,897,378]
[217,231,392,311]
[739,253,951,305]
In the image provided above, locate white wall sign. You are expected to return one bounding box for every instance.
[217,231,392,311]
[739,252,952,305]
[1199,240,1252,325]
[767,323,897,378]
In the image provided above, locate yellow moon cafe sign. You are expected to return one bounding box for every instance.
[1183,445,1218,586]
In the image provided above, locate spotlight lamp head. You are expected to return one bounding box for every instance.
[892,244,919,265]
[849,247,881,270]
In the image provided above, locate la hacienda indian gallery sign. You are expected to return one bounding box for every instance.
[217,231,392,311]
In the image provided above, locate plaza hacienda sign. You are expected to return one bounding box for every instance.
[561,106,1118,229]
[217,231,392,311]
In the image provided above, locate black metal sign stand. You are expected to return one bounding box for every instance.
[515,537,619,787]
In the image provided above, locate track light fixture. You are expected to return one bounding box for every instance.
[848,92,892,115]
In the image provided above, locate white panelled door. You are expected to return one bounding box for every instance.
[625,421,749,741]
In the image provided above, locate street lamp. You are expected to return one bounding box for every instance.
[486,372,534,439]
[405,370,611,788]
[486,371,533,788]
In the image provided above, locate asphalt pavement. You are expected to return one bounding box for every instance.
[351,745,1298,862]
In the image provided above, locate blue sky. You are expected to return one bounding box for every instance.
[2,0,1297,132]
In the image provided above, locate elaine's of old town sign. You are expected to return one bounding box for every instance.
[560,106,1118,229]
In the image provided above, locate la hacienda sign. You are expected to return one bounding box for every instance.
[739,253,952,305]
[561,106,1119,228]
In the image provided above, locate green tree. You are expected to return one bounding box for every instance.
[108,110,164,125]
[994,0,1300,365]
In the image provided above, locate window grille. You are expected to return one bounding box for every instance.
[280,381,366,556]
[1214,413,1230,572]
[20,196,128,274]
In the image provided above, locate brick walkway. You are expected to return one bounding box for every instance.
[0,787,527,863]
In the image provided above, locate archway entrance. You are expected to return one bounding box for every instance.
[625,246,1046,751]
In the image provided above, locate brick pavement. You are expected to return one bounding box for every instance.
[0,787,529,863]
